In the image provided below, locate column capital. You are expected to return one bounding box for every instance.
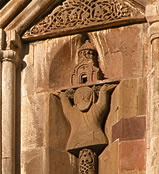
[1,50,16,63]
[0,29,23,65]
[146,3,159,42]
[5,30,23,65]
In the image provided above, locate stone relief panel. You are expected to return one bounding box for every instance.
[20,12,147,173]
[51,83,117,174]
[22,0,145,41]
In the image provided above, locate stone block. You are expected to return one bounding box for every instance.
[99,140,119,174]
[119,140,146,172]
[94,24,143,79]
[89,31,123,79]
[137,78,147,115]
[118,79,138,119]
[112,116,146,142]
[34,40,50,92]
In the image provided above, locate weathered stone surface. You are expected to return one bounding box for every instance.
[21,148,48,174]
[49,94,70,151]
[48,35,78,90]
[34,40,50,92]
[119,140,146,172]
[49,148,77,174]
[21,44,34,97]
[118,79,138,119]
[21,93,48,150]
[98,140,119,174]
[90,24,145,80]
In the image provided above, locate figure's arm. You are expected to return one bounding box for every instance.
[59,91,75,121]
[94,84,116,114]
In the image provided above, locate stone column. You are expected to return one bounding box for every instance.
[0,30,21,174]
[146,3,159,174]
[1,50,16,174]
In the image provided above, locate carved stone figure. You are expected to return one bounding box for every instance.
[59,84,116,156]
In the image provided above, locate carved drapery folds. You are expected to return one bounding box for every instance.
[23,0,145,40]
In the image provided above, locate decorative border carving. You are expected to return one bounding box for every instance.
[23,0,145,41]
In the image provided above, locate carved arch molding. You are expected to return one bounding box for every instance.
[23,0,145,41]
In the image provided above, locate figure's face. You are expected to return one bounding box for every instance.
[74,87,93,112]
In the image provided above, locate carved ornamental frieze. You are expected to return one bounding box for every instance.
[23,0,145,41]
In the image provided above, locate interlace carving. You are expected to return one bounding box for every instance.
[23,0,143,39]
[79,149,97,174]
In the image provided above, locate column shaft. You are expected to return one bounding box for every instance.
[2,60,15,174]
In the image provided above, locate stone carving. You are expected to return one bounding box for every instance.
[71,40,103,86]
[79,149,97,174]
[23,0,144,40]
[59,84,116,156]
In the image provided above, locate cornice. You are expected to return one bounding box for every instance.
[0,0,31,28]
[0,0,147,42]
[22,0,146,41]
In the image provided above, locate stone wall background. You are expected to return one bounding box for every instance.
[20,23,148,174]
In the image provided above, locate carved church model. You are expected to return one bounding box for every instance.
[71,40,102,86]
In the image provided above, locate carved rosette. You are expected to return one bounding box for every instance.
[23,0,145,40]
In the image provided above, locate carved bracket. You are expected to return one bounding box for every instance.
[22,0,145,41]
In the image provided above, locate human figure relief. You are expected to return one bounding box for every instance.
[59,84,116,156]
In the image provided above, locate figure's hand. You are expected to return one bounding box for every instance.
[101,84,117,94]
[59,91,66,98]
[52,90,61,97]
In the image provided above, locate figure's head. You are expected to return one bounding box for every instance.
[74,87,94,112]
